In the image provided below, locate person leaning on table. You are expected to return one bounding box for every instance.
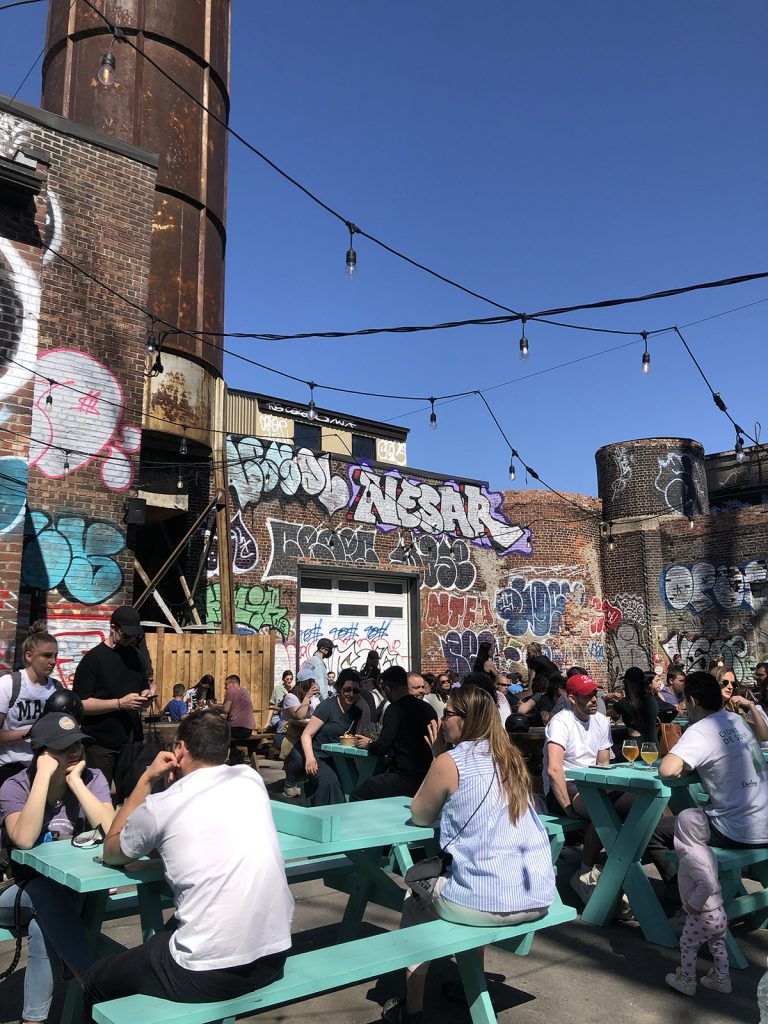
[380,683,555,1024]
[659,671,768,849]
[0,713,115,1024]
[82,711,293,1019]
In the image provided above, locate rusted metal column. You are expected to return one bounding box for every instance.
[41,0,230,375]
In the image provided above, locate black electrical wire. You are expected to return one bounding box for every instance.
[0,0,45,12]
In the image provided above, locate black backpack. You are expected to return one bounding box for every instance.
[8,671,63,715]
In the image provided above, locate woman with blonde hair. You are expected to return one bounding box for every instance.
[382,683,555,1024]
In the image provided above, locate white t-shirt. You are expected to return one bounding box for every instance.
[277,692,300,732]
[0,671,58,766]
[542,708,612,794]
[120,763,294,970]
[670,710,768,844]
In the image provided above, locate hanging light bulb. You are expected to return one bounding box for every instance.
[735,432,745,462]
[429,398,437,431]
[45,379,54,407]
[176,469,184,490]
[307,382,317,420]
[689,517,695,529]
[519,315,529,363]
[97,51,116,85]
[641,331,650,374]
[63,451,70,473]
[146,322,157,354]
[508,457,516,482]
[179,428,188,457]
[607,523,615,552]
[345,222,358,278]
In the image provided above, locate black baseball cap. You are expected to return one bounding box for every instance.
[318,638,334,653]
[110,606,144,637]
[29,712,91,752]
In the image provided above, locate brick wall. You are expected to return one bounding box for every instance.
[203,438,609,685]
[0,107,156,680]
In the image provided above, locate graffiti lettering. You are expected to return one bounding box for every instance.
[424,592,494,631]
[21,510,125,605]
[496,577,586,638]
[389,535,476,591]
[202,582,290,638]
[29,349,141,491]
[376,438,407,466]
[608,447,635,503]
[349,467,530,554]
[654,453,706,518]
[606,622,650,682]
[209,510,259,577]
[612,592,647,626]
[589,597,622,635]
[227,438,350,515]
[661,558,767,615]
[264,518,378,580]
[48,606,112,686]
[440,628,496,680]
[662,632,756,683]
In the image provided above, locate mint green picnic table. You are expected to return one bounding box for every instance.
[320,742,380,798]
[564,763,697,948]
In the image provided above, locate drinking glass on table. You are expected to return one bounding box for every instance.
[640,742,658,767]
[622,739,639,765]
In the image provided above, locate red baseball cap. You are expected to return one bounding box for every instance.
[566,674,598,697]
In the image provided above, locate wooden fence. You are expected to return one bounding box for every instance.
[145,631,275,727]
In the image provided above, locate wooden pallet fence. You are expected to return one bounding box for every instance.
[145,630,275,726]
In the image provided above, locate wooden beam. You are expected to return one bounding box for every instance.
[134,559,183,632]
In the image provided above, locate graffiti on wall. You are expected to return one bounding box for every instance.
[389,535,476,591]
[661,632,756,683]
[440,628,497,679]
[607,447,635,503]
[264,518,378,580]
[425,592,495,632]
[0,231,42,421]
[496,576,587,639]
[208,510,260,577]
[0,456,27,535]
[654,453,707,518]
[47,604,113,686]
[202,582,290,638]
[589,597,622,635]
[29,349,141,492]
[226,437,530,555]
[606,621,651,681]
[21,510,125,605]
[661,558,767,615]
[376,438,407,466]
[612,592,648,626]
[297,618,405,674]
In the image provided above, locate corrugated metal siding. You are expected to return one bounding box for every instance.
[226,391,261,436]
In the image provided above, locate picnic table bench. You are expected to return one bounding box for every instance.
[92,904,577,1024]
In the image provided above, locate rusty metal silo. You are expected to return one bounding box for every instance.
[41,0,230,375]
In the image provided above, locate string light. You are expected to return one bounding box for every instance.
[607,522,615,551]
[345,222,358,278]
[641,331,650,374]
[519,316,529,363]
[176,468,184,490]
[179,428,188,457]
[307,382,317,420]
[508,456,516,482]
[63,451,70,473]
[689,516,695,529]
[146,321,157,354]
[96,24,125,86]
[429,398,437,431]
[45,379,54,406]
[735,430,745,462]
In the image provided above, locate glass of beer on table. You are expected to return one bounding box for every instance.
[622,738,639,765]
[640,742,658,768]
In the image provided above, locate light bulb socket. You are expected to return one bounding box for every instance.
[642,351,651,374]
[97,51,116,85]
[345,248,357,276]
[519,336,529,362]
[508,460,516,482]
[179,433,188,456]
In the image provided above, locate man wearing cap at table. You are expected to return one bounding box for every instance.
[544,673,675,908]
[297,638,334,700]
[73,606,155,787]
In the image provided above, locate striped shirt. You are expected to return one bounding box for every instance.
[440,740,555,912]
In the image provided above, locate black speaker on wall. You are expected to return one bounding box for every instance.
[125,497,147,526]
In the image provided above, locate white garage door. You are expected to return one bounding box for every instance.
[298,572,412,675]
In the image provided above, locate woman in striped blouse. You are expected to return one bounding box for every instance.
[382,683,555,1024]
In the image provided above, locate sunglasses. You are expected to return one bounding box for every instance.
[443,709,465,720]
[341,687,360,695]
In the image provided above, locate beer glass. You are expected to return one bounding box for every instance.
[622,739,639,764]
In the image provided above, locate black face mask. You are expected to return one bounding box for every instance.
[117,635,140,648]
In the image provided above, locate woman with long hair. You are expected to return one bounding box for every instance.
[279,677,320,798]
[713,666,768,743]
[381,684,555,1024]
[608,666,659,745]
[471,640,500,681]
[0,713,115,1024]
[185,674,216,709]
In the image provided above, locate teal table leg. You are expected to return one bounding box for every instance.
[61,891,107,1024]
[456,949,496,1024]
[356,756,379,786]
[337,850,406,938]
[137,880,166,941]
[330,754,358,800]
[577,785,677,947]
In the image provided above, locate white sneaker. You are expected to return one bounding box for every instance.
[570,867,599,906]
[665,968,696,996]
[283,784,301,798]
[700,969,731,993]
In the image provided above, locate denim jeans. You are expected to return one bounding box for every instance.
[0,876,94,1022]
[283,745,305,787]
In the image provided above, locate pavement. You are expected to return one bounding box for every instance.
[1,760,766,1024]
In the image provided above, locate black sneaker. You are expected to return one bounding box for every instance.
[381,997,423,1024]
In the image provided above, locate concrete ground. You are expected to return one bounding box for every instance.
[1,760,766,1024]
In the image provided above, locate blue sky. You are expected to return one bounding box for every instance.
[2,2,766,496]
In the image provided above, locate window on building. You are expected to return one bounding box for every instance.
[352,433,376,462]
[294,421,321,450]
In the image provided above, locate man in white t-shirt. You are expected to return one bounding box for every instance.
[83,712,294,1016]
[544,674,675,907]
[660,671,768,847]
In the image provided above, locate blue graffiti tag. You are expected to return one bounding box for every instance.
[0,457,27,535]
[496,577,586,638]
[21,510,125,605]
